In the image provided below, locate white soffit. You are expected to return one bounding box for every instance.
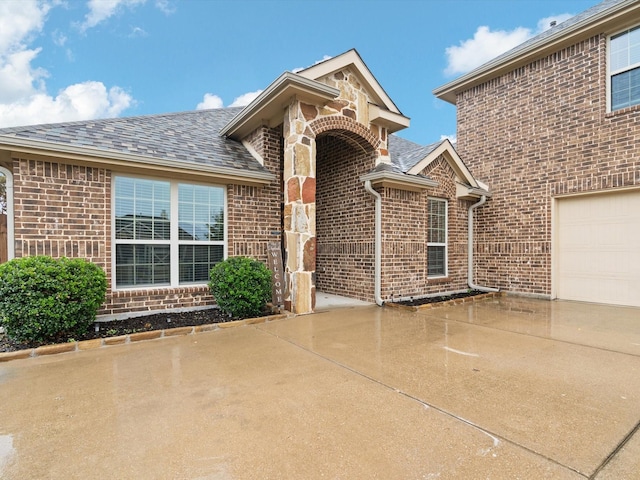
[220,72,340,140]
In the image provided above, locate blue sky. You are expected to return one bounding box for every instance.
[1,0,597,144]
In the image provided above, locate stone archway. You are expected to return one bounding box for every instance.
[282,101,380,314]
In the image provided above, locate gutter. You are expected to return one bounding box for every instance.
[468,196,499,293]
[433,0,639,103]
[364,180,384,306]
[0,136,275,184]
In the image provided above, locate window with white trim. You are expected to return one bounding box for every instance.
[427,198,447,277]
[610,25,640,111]
[114,176,225,288]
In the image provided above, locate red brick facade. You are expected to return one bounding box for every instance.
[316,135,377,301]
[456,33,640,296]
[379,157,472,301]
[9,129,285,317]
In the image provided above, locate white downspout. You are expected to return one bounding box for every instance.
[468,195,499,292]
[364,180,384,306]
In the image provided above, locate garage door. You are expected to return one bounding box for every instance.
[556,189,640,307]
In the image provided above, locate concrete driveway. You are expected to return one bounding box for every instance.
[1,296,639,479]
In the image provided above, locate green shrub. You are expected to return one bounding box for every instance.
[209,256,272,318]
[0,256,107,343]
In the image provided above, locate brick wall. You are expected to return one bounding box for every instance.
[11,134,284,317]
[316,134,377,301]
[380,156,471,300]
[228,125,283,262]
[456,34,640,296]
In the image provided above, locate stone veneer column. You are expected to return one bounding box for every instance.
[283,99,317,314]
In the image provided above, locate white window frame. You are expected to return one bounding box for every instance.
[427,197,448,278]
[112,175,227,290]
[608,24,640,112]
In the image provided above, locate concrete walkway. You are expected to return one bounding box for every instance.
[0,296,639,479]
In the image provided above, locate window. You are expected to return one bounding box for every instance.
[610,25,640,111]
[427,198,447,277]
[114,177,225,288]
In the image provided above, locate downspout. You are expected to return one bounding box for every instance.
[364,180,384,306]
[468,195,499,292]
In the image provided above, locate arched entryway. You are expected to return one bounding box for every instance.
[0,166,13,264]
[314,125,379,302]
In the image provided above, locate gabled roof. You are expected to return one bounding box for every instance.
[222,49,410,139]
[378,135,490,198]
[434,0,639,103]
[0,108,274,184]
[298,49,403,115]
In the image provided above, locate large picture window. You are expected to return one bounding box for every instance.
[114,177,225,288]
[427,198,447,277]
[610,25,640,111]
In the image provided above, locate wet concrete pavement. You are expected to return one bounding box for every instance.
[1,296,639,479]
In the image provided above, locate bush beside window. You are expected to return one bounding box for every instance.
[209,256,272,318]
[0,256,107,343]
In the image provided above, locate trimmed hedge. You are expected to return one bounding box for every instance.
[209,256,271,318]
[0,256,107,343]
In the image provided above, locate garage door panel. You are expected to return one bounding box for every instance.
[556,190,640,308]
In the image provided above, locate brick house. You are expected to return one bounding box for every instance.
[434,0,640,307]
[0,50,491,317]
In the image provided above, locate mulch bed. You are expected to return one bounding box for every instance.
[392,290,486,307]
[0,308,241,353]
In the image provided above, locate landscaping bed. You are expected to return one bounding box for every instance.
[0,307,263,353]
[387,290,501,311]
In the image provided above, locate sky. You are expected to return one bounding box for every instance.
[0,0,598,144]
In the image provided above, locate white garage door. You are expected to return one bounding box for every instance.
[556,189,640,307]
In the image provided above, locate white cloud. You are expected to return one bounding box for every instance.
[196,93,224,110]
[444,12,575,76]
[0,0,134,128]
[80,0,146,32]
[79,0,175,32]
[440,134,457,144]
[0,82,132,127]
[445,26,531,76]
[229,90,262,107]
[0,1,50,52]
[196,90,263,110]
[292,54,333,73]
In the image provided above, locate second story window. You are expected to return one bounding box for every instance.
[610,25,640,111]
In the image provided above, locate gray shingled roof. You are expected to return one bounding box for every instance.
[486,0,627,68]
[388,135,443,173]
[0,107,270,175]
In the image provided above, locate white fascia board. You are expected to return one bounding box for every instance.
[298,49,403,115]
[0,136,275,185]
[360,170,438,192]
[433,0,640,104]
[408,139,479,188]
[369,104,410,133]
[456,182,492,200]
[220,72,340,140]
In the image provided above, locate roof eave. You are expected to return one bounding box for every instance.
[0,136,275,185]
[369,104,410,133]
[297,49,403,115]
[220,72,340,140]
[360,170,438,192]
[433,0,640,104]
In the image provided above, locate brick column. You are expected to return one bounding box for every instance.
[283,99,316,313]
